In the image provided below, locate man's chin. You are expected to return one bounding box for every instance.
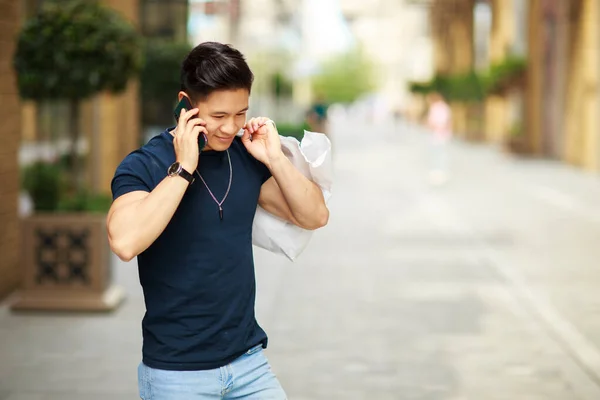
[208,137,235,151]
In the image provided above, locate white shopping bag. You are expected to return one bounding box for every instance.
[252,130,333,261]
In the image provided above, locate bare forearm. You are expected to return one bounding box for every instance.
[267,154,328,227]
[108,176,189,260]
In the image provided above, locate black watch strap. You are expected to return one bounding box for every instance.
[168,162,195,184]
[178,167,195,184]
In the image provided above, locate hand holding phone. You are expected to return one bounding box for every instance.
[174,97,208,150]
[172,103,208,173]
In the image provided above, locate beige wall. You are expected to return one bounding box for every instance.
[525,0,544,154]
[564,0,599,170]
[0,0,22,299]
[485,0,514,143]
[526,0,599,169]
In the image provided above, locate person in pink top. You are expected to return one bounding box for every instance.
[426,92,452,184]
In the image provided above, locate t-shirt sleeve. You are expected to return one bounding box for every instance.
[110,151,155,201]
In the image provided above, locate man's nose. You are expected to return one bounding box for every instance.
[221,120,238,136]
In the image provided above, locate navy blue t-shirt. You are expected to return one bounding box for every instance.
[111,129,271,371]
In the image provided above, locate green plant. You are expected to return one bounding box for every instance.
[271,71,294,99]
[22,161,112,213]
[483,56,527,95]
[58,190,112,213]
[509,122,523,138]
[22,162,63,212]
[13,0,143,193]
[410,57,527,101]
[141,39,193,127]
[311,47,375,104]
[409,80,436,95]
[409,72,486,103]
[276,122,311,142]
[443,71,486,103]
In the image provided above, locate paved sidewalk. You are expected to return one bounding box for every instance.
[2,115,600,399]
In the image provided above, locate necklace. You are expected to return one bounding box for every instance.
[195,150,232,221]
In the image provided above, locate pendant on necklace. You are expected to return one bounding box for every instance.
[219,206,223,221]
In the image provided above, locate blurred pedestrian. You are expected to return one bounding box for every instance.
[426,92,452,185]
[307,94,329,134]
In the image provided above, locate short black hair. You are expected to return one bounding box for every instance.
[180,42,254,102]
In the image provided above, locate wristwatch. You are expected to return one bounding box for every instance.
[167,162,195,184]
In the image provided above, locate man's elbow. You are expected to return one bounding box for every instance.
[107,224,138,262]
[109,237,137,262]
[316,206,330,228]
[300,206,329,230]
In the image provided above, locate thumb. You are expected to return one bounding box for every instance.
[241,128,252,148]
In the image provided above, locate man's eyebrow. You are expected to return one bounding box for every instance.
[211,107,249,115]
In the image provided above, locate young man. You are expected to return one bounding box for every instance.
[107,42,329,399]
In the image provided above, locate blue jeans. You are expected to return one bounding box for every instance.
[137,345,287,399]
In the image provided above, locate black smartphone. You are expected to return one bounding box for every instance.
[173,97,207,150]
[173,96,193,121]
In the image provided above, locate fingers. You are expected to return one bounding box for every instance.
[185,115,206,133]
[191,125,208,139]
[177,110,206,140]
[245,117,272,134]
[240,127,252,144]
[177,108,199,130]
[174,116,206,144]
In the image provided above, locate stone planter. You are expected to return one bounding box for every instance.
[10,213,124,311]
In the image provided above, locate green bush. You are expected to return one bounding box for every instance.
[271,71,294,99]
[276,122,311,142]
[21,161,111,213]
[408,57,527,102]
[58,190,112,213]
[409,80,436,95]
[483,56,527,95]
[311,47,375,104]
[22,162,63,212]
[141,40,193,127]
[409,72,485,103]
[442,71,486,103]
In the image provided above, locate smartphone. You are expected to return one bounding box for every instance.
[173,97,207,150]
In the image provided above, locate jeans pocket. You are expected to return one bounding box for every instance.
[137,362,145,399]
[138,362,151,399]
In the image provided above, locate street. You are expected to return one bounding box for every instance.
[3,114,600,399]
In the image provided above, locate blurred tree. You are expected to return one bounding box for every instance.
[13,0,142,193]
[140,39,192,128]
[271,71,294,99]
[311,47,376,104]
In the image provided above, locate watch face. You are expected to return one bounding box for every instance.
[168,162,181,176]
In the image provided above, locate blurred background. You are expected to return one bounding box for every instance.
[2,0,600,399]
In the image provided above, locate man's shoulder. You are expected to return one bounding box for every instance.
[118,130,172,170]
